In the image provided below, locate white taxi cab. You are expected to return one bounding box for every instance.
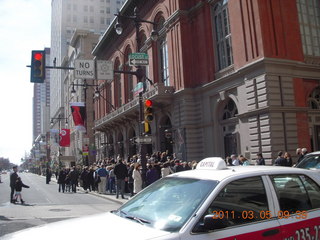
[3,157,320,240]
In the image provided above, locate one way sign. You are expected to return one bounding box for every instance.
[129,59,149,66]
[129,53,149,66]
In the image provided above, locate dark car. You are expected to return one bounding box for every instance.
[296,151,320,170]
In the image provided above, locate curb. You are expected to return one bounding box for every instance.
[47,175,129,205]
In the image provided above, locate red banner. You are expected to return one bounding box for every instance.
[70,102,86,132]
[59,129,70,147]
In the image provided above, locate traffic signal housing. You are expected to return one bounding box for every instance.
[144,99,153,133]
[31,50,45,83]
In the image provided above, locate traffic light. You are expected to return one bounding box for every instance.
[144,99,153,122]
[31,50,45,83]
[144,99,153,133]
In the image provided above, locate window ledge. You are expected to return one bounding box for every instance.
[214,65,235,80]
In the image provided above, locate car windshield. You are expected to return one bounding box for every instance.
[113,177,218,232]
[296,155,320,169]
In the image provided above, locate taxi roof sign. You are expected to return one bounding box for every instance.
[196,157,227,170]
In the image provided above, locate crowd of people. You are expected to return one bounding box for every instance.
[225,147,309,167]
[53,152,197,199]
[52,147,310,198]
[8,148,310,204]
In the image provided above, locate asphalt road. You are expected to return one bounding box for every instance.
[0,172,122,237]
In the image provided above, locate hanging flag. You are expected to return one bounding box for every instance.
[59,129,70,147]
[70,102,86,132]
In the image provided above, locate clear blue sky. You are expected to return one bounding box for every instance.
[0,0,51,165]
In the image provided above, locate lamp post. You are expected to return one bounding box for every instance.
[70,80,100,166]
[114,7,158,187]
[50,116,68,128]
[93,87,116,110]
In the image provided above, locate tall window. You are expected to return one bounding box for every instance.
[127,72,133,101]
[213,0,233,70]
[157,17,170,86]
[114,60,122,108]
[297,0,320,56]
[160,38,169,86]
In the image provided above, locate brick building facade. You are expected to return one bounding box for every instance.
[92,0,320,164]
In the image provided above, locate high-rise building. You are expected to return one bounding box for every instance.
[50,0,125,166]
[50,0,125,119]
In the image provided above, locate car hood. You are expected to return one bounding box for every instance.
[2,212,173,240]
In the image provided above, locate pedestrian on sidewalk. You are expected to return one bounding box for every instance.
[68,166,79,193]
[13,177,30,204]
[87,166,96,192]
[132,163,142,195]
[10,166,18,203]
[80,166,90,193]
[58,168,67,193]
[46,167,52,184]
[107,165,115,194]
[96,165,108,194]
[127,163,134,197]
[114,158,128,199]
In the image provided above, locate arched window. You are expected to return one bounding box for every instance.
[222,98,238,120]
[308,87,320,109]
[212,0,233,70]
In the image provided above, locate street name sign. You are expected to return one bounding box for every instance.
[75,60,95,79]
[135,136,152,144]
[129,53,149,66]
[97,60,113,81]
[133,82,144,97]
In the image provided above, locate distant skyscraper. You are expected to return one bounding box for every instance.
[50,0,126,119]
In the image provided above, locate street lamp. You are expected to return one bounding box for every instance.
[114,7,158,187]
[70,80,98,98]
[50,116,68,127]
[93,86,116,110]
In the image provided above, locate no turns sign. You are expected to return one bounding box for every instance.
[75,60,95,79]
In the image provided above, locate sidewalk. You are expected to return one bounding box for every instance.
[48,176,129,205]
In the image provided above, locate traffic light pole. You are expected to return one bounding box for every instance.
[114,7,156,187]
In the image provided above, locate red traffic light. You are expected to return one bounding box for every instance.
[31,50,46,83]
[34,53,43,61]
[145,99,152,107]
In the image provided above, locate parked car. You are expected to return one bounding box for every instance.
[3,157,320,240]
[295,151,320,170]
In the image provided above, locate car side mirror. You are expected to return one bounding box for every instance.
[203,214,229,230]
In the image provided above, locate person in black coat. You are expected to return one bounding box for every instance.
[13,177,30,204]
[68,167,79,193]
[58,169,67,193]
[46,167,52,184]
[10,166,18,203]
[80,167,90,193]
[114,158,128,199]
[274,151,287,166]
[256,153,265,165]
[87,167,96,192]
